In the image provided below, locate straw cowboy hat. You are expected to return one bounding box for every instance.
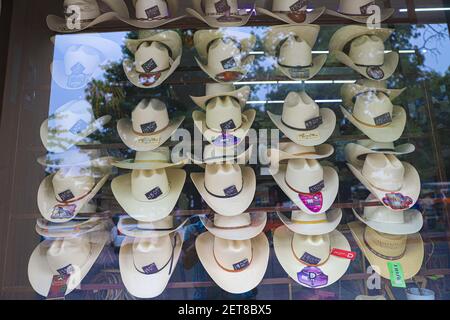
[113,147,187,170]
[264,25,327,81]
[269,159,339,214]
[123,30,182,88]
[186,0,255,28]
[267,91,336,147]
[116,0,185,29]
[196,231,269,294]
[191,164,256,216]
[277,209,342,236]
[190,83,251,110]
[340,91,406,143]
[326,0,395,23]
[118,214,188,238]
[267,142,334,164]
[51,34,122,90]
[274,226,351,288]
[194,30,256,82]
[329,26,398,81]
[40,100,111,154]
[37,149,113,170]
[347,153,420,211]
[28,229,110,297]
[117,99,185,151]
[257,0,326,24]
[349,221,424,280]
[187,144,253,165]
[36,216,113,239]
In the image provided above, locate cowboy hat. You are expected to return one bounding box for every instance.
[274,226,351,288]
[348,221,424,280]
[277,209,342,236]
[347,153,420,211]
[329,26,398,81]
[36,216,113,239]
[264,25,327,80]
[117,99,185,151]
[191,164,256,216]
[188,144,253,166]
[267,142,334,164]
[257,0,326,24]
[326,0,395,23]
[123,30,182,88]
[40,100,111,154]
[118,214,188,238]
[267,91,336,147]
[46,0,129,33]
[196,231,269,294]
[269,159,339,214]
[186,0,255,28]
[190,83,251,110]
[113,148,187,170]
[37,149,113,170]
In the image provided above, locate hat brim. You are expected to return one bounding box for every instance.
[341,83,406,108]
[37,154,113,170]
[116,14,185,29]
[195,55,255,83]
[268,143,334,163]
[191,166,256,216]
[329,25,393,52]
[117,216,188,238]
[36,217,111,238]
[264,25,320,54]
[113,158,187,170]
[256,7,326,25]
[344,142,415,168]
[190,86,251,110]
[188,145,253,166]
[277,208,342,235]
[46,12,119,33]
[273,226,351,288]
[51,60,103,90]
[54,33,122,60]
[186,7,254,28]
[278,54,327,81]
[125,30,182,57]
[325,8,395,24]
[195,231,269,294]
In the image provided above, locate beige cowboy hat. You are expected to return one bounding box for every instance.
[340,91,406,143]
[326,0,395,23]
[329,26,398,81]
[270,159,339,214]
[113,148,187,170]
[37,149,113,170]
[40,100,111,154]
[267,142,334,164]
[277,209,342,235]
[274,226,351,288]
[349,221,424,280]
[118,214,188,238]
[123,30,182,88]
[188,144,253,166]
[257,0,325,24]
[347,153,420,211]
[190,83,251,110]
[36,216,113,239]
[46,0,129,33]
[267,91,336,147]
[194,30,256,83]
[199,212,267,240]
[191,164,256,216]
[186,0,255,28]
[265,25,327,80]
[117,99,185,151]
[196,231,269,294]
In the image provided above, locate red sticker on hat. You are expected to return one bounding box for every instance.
[382,192,413,210]
[299,192,323,213]
[47,274,70,300]
[331,248,356,260]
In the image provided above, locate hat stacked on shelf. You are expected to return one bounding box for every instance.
[257,0,326,25]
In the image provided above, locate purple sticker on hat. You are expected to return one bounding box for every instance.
[297,266,328,288]
[142,263,159,275]
[299,192,323,213]
[300,252,322,266]
[213,133,241,147]
[223,185,239,197]
[145,5,161,19]
[233,259,250,271]
[58,190,75,202]
[69,119,89,135]
[51,205,77,220]
[145,187,163,200]
[382,192,413,210]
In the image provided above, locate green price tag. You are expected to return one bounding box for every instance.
[387,262,406,288]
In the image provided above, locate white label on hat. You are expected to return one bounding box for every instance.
[145,187,163,200]
[145,5,161,19]
[290,0,307,12]
[360,1,375,14]
[137,135,161,145]
[374,113,392,126]
[233,259,250,271]
[289,68,310,79]
[51,205,77,220]
[142,263,159,274]
[300,252,321,265]
[70,119,89,135]
[223,185,239,197]
[141,121,158,134]
[58,190,75,202]
[309,180,325,194]
[298,131,320,141]
[221,57,237,70]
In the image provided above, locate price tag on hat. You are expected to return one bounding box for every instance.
[330,248,357,260]
[387,261,406,288]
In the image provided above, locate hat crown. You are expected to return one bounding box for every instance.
[349,35,385,66]
[203,144,240,161]
[135,147,171,163]
[64,45,102,77]
[357,79,388,89]
[132,235,172,273]
[362,154,405,191]
[49,100,95,134]
[207,39,243,75]
[131,99,170,134]
[137,215,174,230]
[213,237,252,271]
[286,159,324,194]
[53,168,96,202]
[364,206,405,224]
[135,41,171,73]
[131,169,170,202]
[282,91,320,130]
[364,227,407,257]
[214,213,251,228]
[206,96,242,131]
[205,83,236,96]
[279,36,312,67]
[46,236,91,275]
[64,0,101,20]
[272,0,308,12]
[352,91,393,126]
[291,210,328,223]
[338,0,375,15]
[205,0,239,15]
[204,164,243,198]
[135,0,169,19]
[282,142,316,156]
[292,233,330,265]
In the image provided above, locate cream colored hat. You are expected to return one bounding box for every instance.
[123,30,182,88]
[191,164,256,216]
[277,209,342,235]
[188,144,253,165]
[40,100,111,154]
[196,231,269,294]
[257,0,325,24]
[349,221,424,280]
[118,214,188,238]
[269,159,339,214]
[268,142,334,164]
[113,148,187,170]
[117,99,185,151]
[186,0,254,28]
[274,226,351,288]
[265,25,327,80]
[267,91,336,147]
[46,0,129,33]
[329,26,398,81]
[36,216,112,239]
[326,0,395,23]
[37,149,112,170]
[190,83,251,110]
[347,153,420,211]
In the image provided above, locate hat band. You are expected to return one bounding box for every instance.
[132,122,170,136]
[285,177,324,195]
[55,185,95,205]
[363,231,406,261]
[133,234,177,276]
[370,148,396,152]
[206,113,248,133]
[204,181,244,199]
[291,236,330,267]
[134,159,169,164]
[213,246,253,273]
[292,219,328,225]
[277,62,313,70]
[281,117,321,131]
[137,15,170,21]
[366,178,402,193]
[350,113,392,129]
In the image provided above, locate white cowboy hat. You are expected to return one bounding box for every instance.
[191,164,256,216]
[116,0,185,28]
[267,91,336,147]
[274,226,351,288]
[326,0,395,23]
[36,216,113,239]
[40,100,112,154]
[269,159,339,214]
[118,214,188,238]
[37,149,113,170]
[348,221,424,280]
[267,142,334,164]
[28,229,109,297]
[117,99,185,151]
[46,0,129,33]
[347,153,420,211]
[277,209,342,235]
[113,148,187,170]
[199,212,267,240]
[186,0,255,28]
[111,167,186,222]
[329,26,398,81]
[190,83,251,110]
[123,30,182,88]
[188,144,253,166]
[257,0,326,24]
[340,91,406,143]
[195,231,269,294]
